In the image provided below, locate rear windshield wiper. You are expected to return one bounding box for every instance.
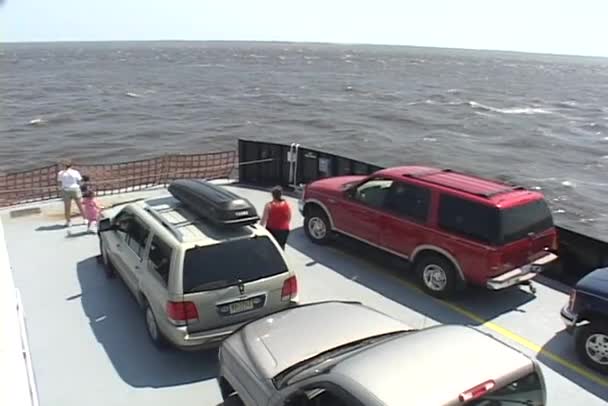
[274,330,412,388]
[188,278,243,292]
[473,398,540,405]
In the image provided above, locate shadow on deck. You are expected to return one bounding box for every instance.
[75,256,218,388]
[287,227,536,326]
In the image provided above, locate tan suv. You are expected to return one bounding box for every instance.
[97,180,299,350]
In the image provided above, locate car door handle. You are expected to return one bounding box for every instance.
[116,244,121,248]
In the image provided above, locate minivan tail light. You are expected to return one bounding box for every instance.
[166,301,199,325]
[281,276,298,301]
[459,380,495,402]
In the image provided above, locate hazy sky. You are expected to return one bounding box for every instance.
[1,0,606,57]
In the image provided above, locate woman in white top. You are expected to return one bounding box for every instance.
[57,160,86,226]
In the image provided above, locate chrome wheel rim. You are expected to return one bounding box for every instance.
[586,333,608,365]
[146,308,159,341]
[422,264,447,291]
[308,217,327,239]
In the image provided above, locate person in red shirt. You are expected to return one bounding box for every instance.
[261,186,292,249]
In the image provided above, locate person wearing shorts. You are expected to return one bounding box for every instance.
[57,161,86,227]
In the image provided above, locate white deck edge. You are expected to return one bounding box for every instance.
[0,217,40,406]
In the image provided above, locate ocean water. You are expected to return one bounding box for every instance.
[0,41,607,240]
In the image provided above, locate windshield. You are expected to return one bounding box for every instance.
[466,371,545,405]
[499,199,553,245]
[273,330,410,389]
[182,236,288,293]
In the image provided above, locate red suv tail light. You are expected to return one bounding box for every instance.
[166,301,199,325]
[281,276,298,301]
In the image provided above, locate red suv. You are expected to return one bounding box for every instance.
[298,166,558,298]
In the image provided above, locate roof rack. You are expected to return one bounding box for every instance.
[404,168,526,198]
[481,185,526,198]
[144,207,185,242]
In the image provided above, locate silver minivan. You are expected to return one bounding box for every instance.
[98,188,299,350]
[218,301,546,406]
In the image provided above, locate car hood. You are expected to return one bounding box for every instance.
[224,301,409,381]
[576,267,608,297]
[307,175,366,193]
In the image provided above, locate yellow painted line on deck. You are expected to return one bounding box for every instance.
[393,278,608,388]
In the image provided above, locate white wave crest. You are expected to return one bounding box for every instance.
[28,118,46,126]
[125,92,141,98]
[468,101,552,115]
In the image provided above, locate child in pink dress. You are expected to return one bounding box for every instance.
[82,190,104,232]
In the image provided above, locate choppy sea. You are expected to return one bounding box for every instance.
[1,41,606,240]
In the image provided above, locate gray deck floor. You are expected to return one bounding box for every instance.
[1,184,607,406]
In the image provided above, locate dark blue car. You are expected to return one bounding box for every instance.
[561,267,608,374]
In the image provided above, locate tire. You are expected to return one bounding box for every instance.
[575,322,608,374]
[304,208,332,245]
[144,303,168,349]
[223,394,245,406]
[415,254,459,299]
[99,239,116,279]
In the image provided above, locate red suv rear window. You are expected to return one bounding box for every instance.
[438,195,553,246]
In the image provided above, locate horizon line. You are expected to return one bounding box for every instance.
[2,39,607,60]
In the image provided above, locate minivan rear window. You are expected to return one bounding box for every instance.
[466,371,545,405]
[182,236,288,293]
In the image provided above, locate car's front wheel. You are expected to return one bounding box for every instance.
[576,321,608,374]
[304,208,332,245]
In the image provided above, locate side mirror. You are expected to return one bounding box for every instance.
[97,218,115,233]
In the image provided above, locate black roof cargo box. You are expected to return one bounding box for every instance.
[168,179,259,227]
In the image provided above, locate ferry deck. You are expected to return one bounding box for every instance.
[1,182,607,406]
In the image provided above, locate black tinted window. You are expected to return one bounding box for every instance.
[466,371,545,405]
[125,218,150,257]
[438,195,499,244]
[147,235,172,285]
[384,182,431,222]
[499,200,553,244]
[182,236,288,293]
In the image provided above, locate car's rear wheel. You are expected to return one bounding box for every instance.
[304,208,332,245]
[144,303,168,349]
[415,254,458,299]
[223,394,245,406]
[576,322,608,374]
[99,239,115,278]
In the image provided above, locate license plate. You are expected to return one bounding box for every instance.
[235,210,249,217]
[229,299,254,314]
[522,264,543,274]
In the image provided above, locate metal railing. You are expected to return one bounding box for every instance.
[0,150,238,208]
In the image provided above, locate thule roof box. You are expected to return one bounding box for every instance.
[168,179,259,227]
